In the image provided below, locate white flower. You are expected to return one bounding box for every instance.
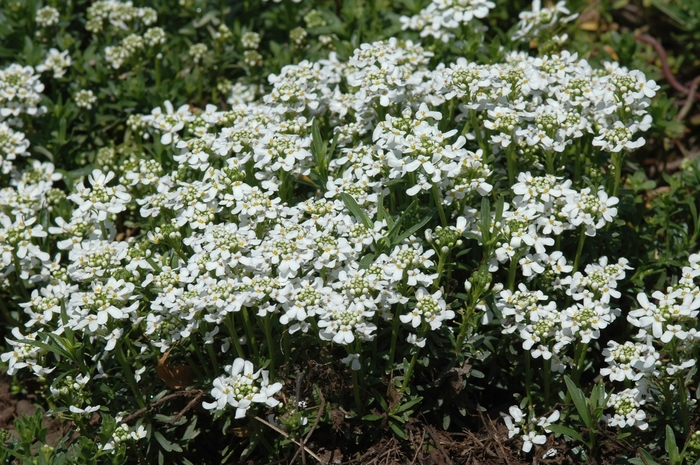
[341,353,362,371]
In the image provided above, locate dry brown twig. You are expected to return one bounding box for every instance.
[289,390,326,465]
[252,415,323,463]
[119,389,204,425]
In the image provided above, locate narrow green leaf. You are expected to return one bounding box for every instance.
[154,431,182,452]
[546,424,586,445]
[395,396,423,413]
[362,414,382,421]
[396,209,435,244]
[479,197,491,244]
[389,422,408,440]
[564,375,593,429]
[20,338,71,360]
[341,193,373,229]
[665,425,680,464]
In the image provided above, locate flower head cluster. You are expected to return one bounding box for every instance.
[74,89,98,109]
[36,48,72,79]
[36,6,60,27]
[202,358,283,418]
[599,254,700,430]
[511,1,578,42]
[85,0,157,33]
[400,0,496,43]
[504,405,560,453]
[0,121,30,173]
[0,64,45,118]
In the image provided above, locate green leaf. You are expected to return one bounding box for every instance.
[665,425,680,465]
[395,209,435,244]
[479,197,491,244]
[341,193,373,229]
[395,396,423,413]
[546,424,586,445]
[628,448,661,465]
[153,431,182,452]
[362,414,382,421]
[389,422,408,440]
[564,375,593,429]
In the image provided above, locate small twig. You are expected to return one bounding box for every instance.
[478,407,509,462]
[289,391,326,465]
[677,76,700,122]
[169,390,205,425]
[252,415,322,463]
[119,390,204,425]
[425,425,454,465]
[410,429,425,465]
[635,34,700,100]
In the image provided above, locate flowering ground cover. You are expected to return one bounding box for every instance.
[1,0,700,463]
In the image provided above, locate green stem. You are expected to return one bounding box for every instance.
[571,342,589,386]
[240,307,259,359]
[116,343,145,408]
[469,110,486,152]
[352,370,363,412]
[678,372,690,437]
[206,342,220,374]
[454,303,475,356]
[612,151,624,198]
[261,314,276,378]
[431,184,447,227]
[0,297,19,326]
[400,346,421,394]
[224,313,246,359]
[524,352,534,415]
[432,253,447,293]
[543,357,551,408]
[506,143,516,187]
[507,254,519,292]
[574,149,582,184]
[544,151,555,176]
[386,302,403,377]
[571,230,587,276]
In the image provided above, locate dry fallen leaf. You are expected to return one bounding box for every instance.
[603,45,620,61]
[156,348,196,389]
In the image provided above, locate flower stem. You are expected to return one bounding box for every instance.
[400,347,420,395]
[352,369,363,413]
[571,230,587,276]
[454,303,475,357]
[240,307,259,359]
[261,314,276,379]
[612,151,624,198]
[386,302,403,376]
[431,183,447,227]
[543,357,552,408]
[524,352,534,415]
[116,343,145,408]
[224,314,246,359]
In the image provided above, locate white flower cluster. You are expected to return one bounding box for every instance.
[202,358,282,418]
[35,6,60,27]
[598,254,700,430]
[400,0,496,43]
[36,48,72,79]
[504,405,560,453]
[74,89,98,109]
[101,423,147,451]
[85,0,157,34]
[0,121,30,174]
[0,23,660,426]
[511,0,578,42]
[0,64,46,120]
[498,256,630,365]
